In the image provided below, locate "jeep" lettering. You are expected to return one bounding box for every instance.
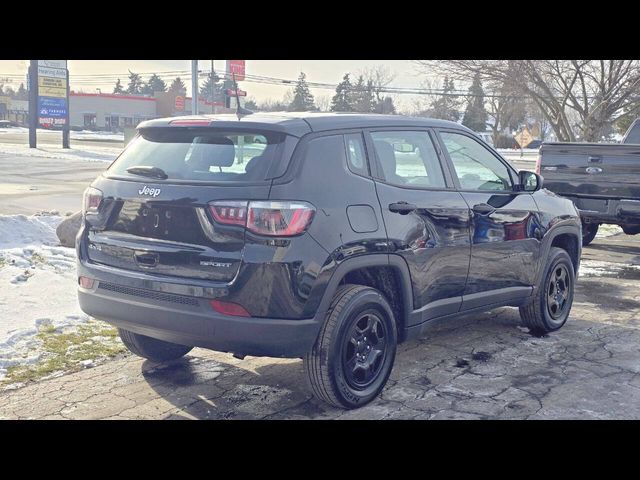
[138,185,161,197]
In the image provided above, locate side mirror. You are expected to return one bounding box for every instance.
[518,170,543,192]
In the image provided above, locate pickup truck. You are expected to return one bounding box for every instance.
[538,119,640,245]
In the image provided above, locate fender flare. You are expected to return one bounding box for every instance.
[314,253,414,337]
[535,223,582,287]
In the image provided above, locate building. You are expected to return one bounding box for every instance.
[0,96,28,125]
[69,92,157,130]
[69,91,235,131]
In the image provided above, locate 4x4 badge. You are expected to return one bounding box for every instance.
[138,185,161,197]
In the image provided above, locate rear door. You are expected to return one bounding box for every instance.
[85,127,291,282]
[365,128,471,322]
[436,129,540,309]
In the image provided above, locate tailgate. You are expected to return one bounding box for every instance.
[86,181,270,282]
[540,143,640,199]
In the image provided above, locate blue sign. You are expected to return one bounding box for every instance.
[38,97,67,119]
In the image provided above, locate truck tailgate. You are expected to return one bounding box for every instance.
[540,143,640,199]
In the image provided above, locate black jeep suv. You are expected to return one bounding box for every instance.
[77,113,581,409]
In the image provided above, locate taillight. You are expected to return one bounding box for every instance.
[82,187,103,215]
[169,119,211,126]
[208,201,315,237]
[209,201,248,226]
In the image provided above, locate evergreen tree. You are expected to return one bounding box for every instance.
[462,73,488,132]
[288,72,316,111]
[168,77,187,96]
[142,74,167,95]
[113,78,124,94]
[330,74,354,112]
[352,76,375,113]
[375,96,396,114]
[16,83,27,100]
[126,71,143,95]
[200,73,223,102]
[429,76,460,122]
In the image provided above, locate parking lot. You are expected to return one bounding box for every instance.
[1,230,638,419]
[0,145,639,420]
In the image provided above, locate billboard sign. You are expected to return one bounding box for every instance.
[37,60,69,127]
[226,60,245,81]
[38,60,67,69]
[38,97,67,119]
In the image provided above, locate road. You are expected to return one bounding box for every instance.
[0,130,124,150]
[0,152,108,215]
[1,232,638,420]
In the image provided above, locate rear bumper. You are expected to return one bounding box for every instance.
[77,262,323,358]
[572,196,640,224]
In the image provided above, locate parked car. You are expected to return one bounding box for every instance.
[539,118,640,245]
[0,120,15,128]
[77,113,581,409]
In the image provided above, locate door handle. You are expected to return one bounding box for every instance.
[389,202,417,215]
[472,203,496,215]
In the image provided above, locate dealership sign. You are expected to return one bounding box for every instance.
[37,60,69,127]
[226,60,245,81]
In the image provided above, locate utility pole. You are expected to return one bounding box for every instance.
[191,60,198,115]
[28,60,37,148]
[211,60,215,113]
[62,68,70,149]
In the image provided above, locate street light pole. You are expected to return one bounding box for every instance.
[191,60,198,115]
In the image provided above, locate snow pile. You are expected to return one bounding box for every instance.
[596,224,624,238]
[0,214,89,380]
[0,143,121,163]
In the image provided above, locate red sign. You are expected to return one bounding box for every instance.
[174,95,185,111]
[226,60,245,81]
[226,89,247,97]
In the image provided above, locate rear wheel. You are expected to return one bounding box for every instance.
[118,328,193,362]
[622,224,640,235]
[519,247,575,334]
[304,284,397,409]
[582,222,599,246]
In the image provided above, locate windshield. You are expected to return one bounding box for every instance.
[107,128,286,183]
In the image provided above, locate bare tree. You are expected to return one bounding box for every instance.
[315,94,331,112]
[358,65,396,103]
[415,60,640,142]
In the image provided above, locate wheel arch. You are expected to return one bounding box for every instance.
[537,225,581,285]
[315,254,414,343]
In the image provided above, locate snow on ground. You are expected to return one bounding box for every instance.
[596,223,624,238]
[0,142,121,163]
[70,130,124,142]
[0,213,89,380]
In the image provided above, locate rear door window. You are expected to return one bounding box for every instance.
[369,130,447,188]
[107,128,286,183]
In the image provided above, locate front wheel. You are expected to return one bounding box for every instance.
[304,284,397,409]
[582,222,599,246]
[622,224,640,235]
[519,247,575,334]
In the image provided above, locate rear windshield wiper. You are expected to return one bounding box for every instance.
[125,166,168,180]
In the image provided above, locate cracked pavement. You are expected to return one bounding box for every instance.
[1,232,639,420]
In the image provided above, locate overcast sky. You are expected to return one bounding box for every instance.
[0,60,435,112]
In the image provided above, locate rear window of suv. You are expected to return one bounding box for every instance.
[107,128,286,183]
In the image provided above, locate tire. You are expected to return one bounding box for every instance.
[519,247,575,334]
[304,284,398,409]
[582,222,598,246]
[622,224,640,235]
[118,328,193,362]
